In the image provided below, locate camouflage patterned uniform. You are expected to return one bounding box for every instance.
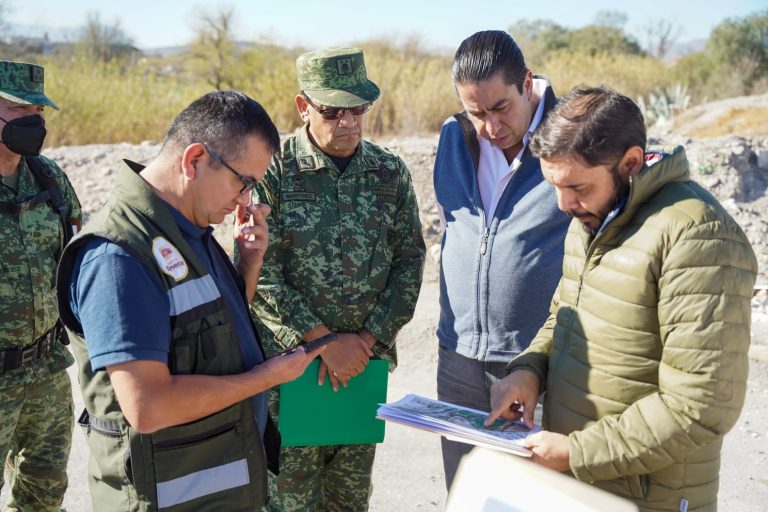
[252,122,425,511]
[0,61,81,511]
[0,156,81,511]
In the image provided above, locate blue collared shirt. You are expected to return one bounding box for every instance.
[69,202,267,434]
[596,194,629,236]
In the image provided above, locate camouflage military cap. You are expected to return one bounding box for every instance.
[0,61,59,110]
[296,48,380,108]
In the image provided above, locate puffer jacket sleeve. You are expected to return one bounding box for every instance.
[569,216,757,481]
[506,278,562,388]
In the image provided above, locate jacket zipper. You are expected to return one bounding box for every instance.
[473,212,490,359]
[153,421,240,450]
[480,227,490,255]
[553,231,603,382]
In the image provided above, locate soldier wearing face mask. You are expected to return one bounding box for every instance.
[0,60,82,511]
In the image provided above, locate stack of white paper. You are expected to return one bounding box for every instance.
[376,394,540,457]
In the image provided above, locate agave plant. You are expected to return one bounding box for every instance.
[637,83,691,126]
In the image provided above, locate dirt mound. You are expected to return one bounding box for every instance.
[45,133,768,280]
[650,93,768,138]
[46,134,768,350]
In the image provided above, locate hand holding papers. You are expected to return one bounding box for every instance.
[376,394,541,457]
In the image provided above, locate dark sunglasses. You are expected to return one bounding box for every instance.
[197,140,258,194]
[303,94,372,120]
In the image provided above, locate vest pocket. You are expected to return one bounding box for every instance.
[134,405,263,510]
[170,324,242,376]
[78,409,141,508]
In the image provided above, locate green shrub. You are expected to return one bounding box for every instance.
[540,51,675,99]
[43,56,207,146]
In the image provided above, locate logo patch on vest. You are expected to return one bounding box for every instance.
[152,237,188,282]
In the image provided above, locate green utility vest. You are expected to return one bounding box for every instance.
[56,162,279,512]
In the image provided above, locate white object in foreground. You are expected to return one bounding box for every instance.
[447,448,638,512]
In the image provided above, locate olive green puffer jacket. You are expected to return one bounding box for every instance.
[510,147,757,512]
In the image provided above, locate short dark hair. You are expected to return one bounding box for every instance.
[452,30,528,93]
[163,90,280,160]
[530,86,646,167]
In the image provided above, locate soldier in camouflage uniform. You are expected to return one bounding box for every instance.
[0,61,82,511]
[251,48,425,512]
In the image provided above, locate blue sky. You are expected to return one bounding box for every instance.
[8,0,766,52]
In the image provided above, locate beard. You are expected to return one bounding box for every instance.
[572,165,630,237]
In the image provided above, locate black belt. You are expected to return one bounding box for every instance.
[0,329,57,372]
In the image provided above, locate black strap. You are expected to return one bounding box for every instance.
[25,156,74,246]
[0,160,73,355]
[453,112,480,173]
[77,408,121,437]
[264,415,281,475]
[0,329,58,372]
[0,189,52,215]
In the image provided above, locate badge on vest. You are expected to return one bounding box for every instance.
[152,237,189,282]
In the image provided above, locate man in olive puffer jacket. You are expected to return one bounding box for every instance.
[487,87,757,512]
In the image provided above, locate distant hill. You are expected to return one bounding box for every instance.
[665,38,707,61]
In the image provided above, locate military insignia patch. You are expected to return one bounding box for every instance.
[291,174,304,189]
[298,155,316,170]
[336,58,353,75]
[152,237,188,282]
[377,163,397,183]
[364,156,378,169]
[31,66,44,83]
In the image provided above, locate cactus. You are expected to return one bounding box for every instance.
[637,83,691,126]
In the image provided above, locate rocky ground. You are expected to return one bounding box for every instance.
[2,132,766,510]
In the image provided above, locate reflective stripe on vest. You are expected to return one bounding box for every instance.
[156,458,250,509]
[167,275,221,316]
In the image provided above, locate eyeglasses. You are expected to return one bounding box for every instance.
[197,140,258,194]
[303,95,372,120]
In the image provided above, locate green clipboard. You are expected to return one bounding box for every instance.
[278,359,389,446]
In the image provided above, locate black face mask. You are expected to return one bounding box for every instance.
[0,114,47,157]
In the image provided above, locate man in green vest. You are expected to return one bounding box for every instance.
[56,90,325,512]
[0,60,81,511]
[487,87,757,512]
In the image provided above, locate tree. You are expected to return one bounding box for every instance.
[187,6,238,90]
[643,20,682,60]
[561,26,644,57]
[508,18,643,63]
[707,9,768,93]
[593,10,628,30]
[77,11,134,62]
[0,0,13,39]
[507,19,568,66]
[0,1,8,27]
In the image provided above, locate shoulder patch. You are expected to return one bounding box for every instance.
[298,155,317,170]
[363,156,378,169]
[377,162,398,183]
[152,237,188,282]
